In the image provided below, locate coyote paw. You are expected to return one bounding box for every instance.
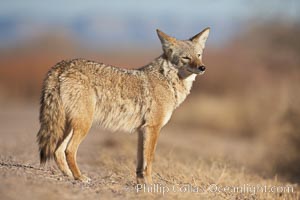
[77,175,91,183]
[136,176,153,185]
[63,171,73,177]
[137,177,146,184]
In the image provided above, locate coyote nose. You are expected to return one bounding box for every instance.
[198,66,206,71]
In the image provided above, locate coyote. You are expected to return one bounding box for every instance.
[37,27,210,183]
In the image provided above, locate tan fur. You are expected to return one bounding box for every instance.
[37,27,210,183]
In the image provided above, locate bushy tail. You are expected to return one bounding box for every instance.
[37,71,66,165]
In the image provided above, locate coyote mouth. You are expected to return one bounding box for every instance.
[187,67,206,75]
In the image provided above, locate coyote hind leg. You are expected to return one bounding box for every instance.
[65,118,93,182]
[54,128,73,177]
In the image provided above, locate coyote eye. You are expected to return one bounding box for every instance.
[197,54,201,57]
[181,56,191,60]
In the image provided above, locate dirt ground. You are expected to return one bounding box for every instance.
[0,103,299,200]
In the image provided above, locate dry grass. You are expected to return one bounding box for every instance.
[0,104,299,200]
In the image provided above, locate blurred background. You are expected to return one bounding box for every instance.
[0,0,299,183]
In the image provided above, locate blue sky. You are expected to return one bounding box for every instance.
[0,0,299,48]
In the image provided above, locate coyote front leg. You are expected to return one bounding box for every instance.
[136,126,160,184]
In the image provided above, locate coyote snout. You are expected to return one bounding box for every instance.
[188,62,206,74]
[37,27,210,183]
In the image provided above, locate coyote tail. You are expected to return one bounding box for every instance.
[37,70,66,165]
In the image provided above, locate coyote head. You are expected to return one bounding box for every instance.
[157,27,210,78]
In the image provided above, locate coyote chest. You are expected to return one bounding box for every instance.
[173,73,196,107]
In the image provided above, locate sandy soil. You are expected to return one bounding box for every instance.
[0,104,298,200]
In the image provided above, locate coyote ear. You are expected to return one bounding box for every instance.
[190,27,210,48]
[156,29,176,45]
[156,29,177,55]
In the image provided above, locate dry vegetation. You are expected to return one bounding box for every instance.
[0,21,299,199]
[0,105,299,200]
